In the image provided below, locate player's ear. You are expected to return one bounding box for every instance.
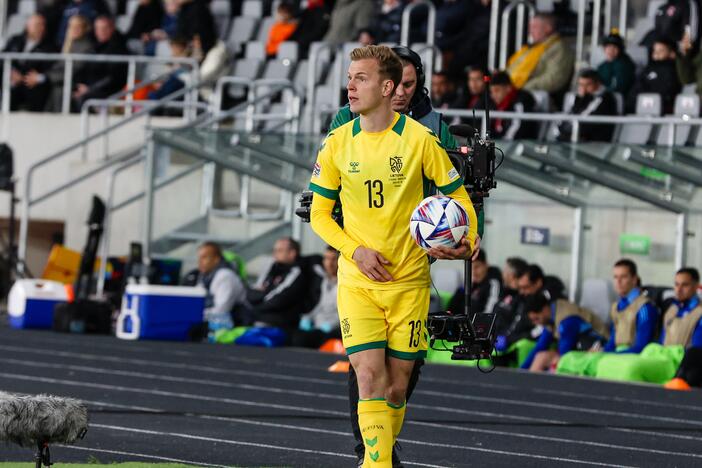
[382,79,394,97]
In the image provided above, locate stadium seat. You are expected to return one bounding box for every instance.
[255,16,276,43]
[309,41,332,63]
[6,14,29,39]
[579,278,616,325]
[227,16,259,54]
[628,46,649,68]
[613,92,624,115]
[242,0,263,17]
[211,0,230,17]
[277,41,299,61]
[293,59,328,95]
[617,93,662,145]
[683,83,697,94]
[214,16,230,41]
[535,0,554,11]
[531,90,550,112]
[245,41,267,60]
[657,94,700,145]
[18,0,36,15]
[228,58,264,98]
[126,0,139,18]
[116,15,131,34]
[545,92,575,141]
[262,59,296,81]
[261,102,290,130]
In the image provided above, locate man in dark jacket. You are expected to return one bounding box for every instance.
[248,237,308,329]
[448,250,502,315]
[627,38,682,114]
[72,16,129,111]
[2,13,57,111]
[488,71,539,140]
[558,68,618,142]
[176,0,217,55]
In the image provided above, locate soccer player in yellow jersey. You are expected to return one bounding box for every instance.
[309,45,478,467]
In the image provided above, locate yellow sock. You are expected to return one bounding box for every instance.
[387,400,406,443]
[358,399,393,467]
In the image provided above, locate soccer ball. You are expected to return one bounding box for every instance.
[409,196,469,251]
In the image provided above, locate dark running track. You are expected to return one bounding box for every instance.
[2,325,702,468]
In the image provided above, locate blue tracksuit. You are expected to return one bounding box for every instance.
[603,288,658,353]
[660,296,702,347]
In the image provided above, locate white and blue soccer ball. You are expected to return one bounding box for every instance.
[409,196,469,251]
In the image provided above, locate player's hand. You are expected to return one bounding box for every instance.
[470,235,481,261]
[426,237,473,260]
[352,247,394,282]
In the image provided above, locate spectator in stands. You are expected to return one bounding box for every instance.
[247,237,308,329]
[71,16,129,112]
[603,258,659,354]
[47,14,93,111]
[266,2,298,57]
[506,12,574,97]
[435,0,472,52]
[322,0,375,46]
[373,0,405,44]
[487,71,539,140]
[147,36,189,100]
[521,293,609,372]
[126,0,165,54]
[627,38,681,114]
[431,70,460,110]
[176,0,216,57]
[448,250,502,315]
[195,241,249,330]
[56,0,109,46]
[446,0,491,78]
[290,246,340,348]
[664,267,702,389]
[596,32,636,96]
[676,28,702,96]
[2,14,57,111]
[288,0,329,58]
[557,69,618,142]
[356,28,376,47]
[465,65,487,110]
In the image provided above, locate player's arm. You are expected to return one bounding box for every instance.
[421,134,479,259]
[520,328,553,369]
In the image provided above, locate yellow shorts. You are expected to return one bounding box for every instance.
[337,284,430,360]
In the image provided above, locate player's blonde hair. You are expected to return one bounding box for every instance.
[349,45,403,92]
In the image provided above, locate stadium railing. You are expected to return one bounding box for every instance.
[0,52,200,137]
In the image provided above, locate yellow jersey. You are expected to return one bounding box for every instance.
[309,112,477,290]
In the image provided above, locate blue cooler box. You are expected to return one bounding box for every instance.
[7,279,68,329]
[116,284,206,340]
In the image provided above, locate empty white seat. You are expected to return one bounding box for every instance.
[580,278,616,326]
[6,14,29,38]
[229,58,264,98]
[227,16,258,53]
[242,0,263,17]
[617,93,662,145]
[245,41,266,60]
[277,41,298,61]
[18,0,36,15]
[255,16,276,42]
[657,94,701,145]
[262,59,296,80]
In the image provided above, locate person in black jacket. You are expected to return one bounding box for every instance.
[2,14,57,111]
[488,71,539,140]
[627,38,682,114]
[126,0,164,49]
[287,0,329,58]
[448,250,502,315]
[373,0,405,44]
[72,16,129,112]
[558,68,618,142]
[247,237,308,329]
[176,0,216,56]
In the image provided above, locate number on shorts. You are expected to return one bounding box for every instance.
[408,320,422,348]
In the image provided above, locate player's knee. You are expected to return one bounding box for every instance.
[356,365,386,397]
[386,384,408,405]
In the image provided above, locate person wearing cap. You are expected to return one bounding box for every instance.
[596,32,636,95]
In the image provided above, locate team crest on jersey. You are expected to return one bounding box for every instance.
[312,162,321,178]
[389,156,403,173]
[349,161,360,173]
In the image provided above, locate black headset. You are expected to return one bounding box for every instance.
[392,45,426,89]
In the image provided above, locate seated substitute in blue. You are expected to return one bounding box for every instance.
[604,259,659,354]
[521,293,609,371]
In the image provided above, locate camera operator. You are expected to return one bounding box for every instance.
[327,45,484,466]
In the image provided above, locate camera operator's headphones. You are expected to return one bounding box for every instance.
[392,46,426,89]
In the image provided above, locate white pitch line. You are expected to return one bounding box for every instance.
[53,444,227,467]
[2,356,700,429]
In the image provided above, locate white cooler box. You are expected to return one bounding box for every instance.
[7,279,68,329]
[116,284,207,340]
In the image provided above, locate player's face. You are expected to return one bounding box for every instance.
[197,246,219,274]
[391,63,418,113]
[347,58,393,115]
[612,266,636,297]
[528,306,550,326]
[674,273,698,302]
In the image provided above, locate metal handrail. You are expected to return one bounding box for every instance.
[80,98,210,160]
[499,1,536,69]
[306,42,334,133]
[401,0,436,47]
[18,80,207,270]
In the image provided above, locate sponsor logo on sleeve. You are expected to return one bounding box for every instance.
[448,168,459,180]
[312,162,321,178]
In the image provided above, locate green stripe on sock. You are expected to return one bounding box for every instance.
[386,401,405,409]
